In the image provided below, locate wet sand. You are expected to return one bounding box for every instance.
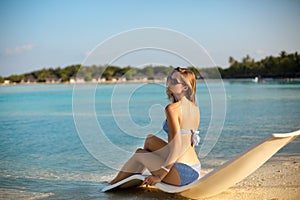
[0,188,54,200]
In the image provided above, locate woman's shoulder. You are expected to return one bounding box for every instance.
[165,102,181,113]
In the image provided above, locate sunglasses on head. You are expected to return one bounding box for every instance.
[167,76,183,85]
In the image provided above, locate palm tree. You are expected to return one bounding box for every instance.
[228,56,235,66]
[280,51,287,59]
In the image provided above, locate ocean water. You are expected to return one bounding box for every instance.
[0,80,299,199]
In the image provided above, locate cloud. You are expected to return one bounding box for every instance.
[3,44,34,56]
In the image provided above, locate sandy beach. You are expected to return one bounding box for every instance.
[203,155,300,200]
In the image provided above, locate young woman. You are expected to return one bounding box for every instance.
[109,67,201,186]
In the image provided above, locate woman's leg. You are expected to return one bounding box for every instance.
[144,134,169,158]
[110,148,165,184]
[110,148,147,184]
[143,135,183,185]
[110,148,181,185]
[110,135,181,185]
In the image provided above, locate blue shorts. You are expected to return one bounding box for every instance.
[173,162,201,186]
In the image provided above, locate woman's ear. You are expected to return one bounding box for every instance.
[183,86,188,91]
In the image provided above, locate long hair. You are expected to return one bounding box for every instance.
[167,67,197,104]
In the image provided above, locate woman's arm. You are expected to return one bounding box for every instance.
[162,104,184,169]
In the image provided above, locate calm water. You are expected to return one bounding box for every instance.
[0,80,299,199]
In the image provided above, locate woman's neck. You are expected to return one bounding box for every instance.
[173,93,186,102]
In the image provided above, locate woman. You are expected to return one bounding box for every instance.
[109,67,201,186]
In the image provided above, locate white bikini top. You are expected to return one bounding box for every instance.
[163,120,200,146]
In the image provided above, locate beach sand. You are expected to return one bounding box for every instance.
[0,189,54,200]
[202,155,300,200]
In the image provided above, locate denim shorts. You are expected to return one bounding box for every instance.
[173,162,200,186]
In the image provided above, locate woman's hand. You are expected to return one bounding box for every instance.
[142,175,161,186]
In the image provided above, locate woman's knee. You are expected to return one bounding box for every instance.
[144,134,155,149]
[135,148,144,153]
[146,134,155,139]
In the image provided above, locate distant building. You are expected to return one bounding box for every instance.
[69,78,76,84]
[117,77,127,82]
[132,73,148,82]
[45,74,60,84]
[69,77,85,84]
[98,78,107,83]
[3,80,10,85]
[154,72,167,81]
[21,74,37,84]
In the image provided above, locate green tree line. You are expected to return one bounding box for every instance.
[1,51,299,83]
[1,64,175,83]
[220,51,300,78]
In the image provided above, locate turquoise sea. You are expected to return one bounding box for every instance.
[0,80,300,199]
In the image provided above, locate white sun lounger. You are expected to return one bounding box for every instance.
[102,129,300,199]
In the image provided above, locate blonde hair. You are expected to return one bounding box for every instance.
[167,67,197,103]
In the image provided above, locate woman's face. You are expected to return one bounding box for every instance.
[166,71,186,96]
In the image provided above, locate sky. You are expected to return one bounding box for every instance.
[0,0,299,76]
